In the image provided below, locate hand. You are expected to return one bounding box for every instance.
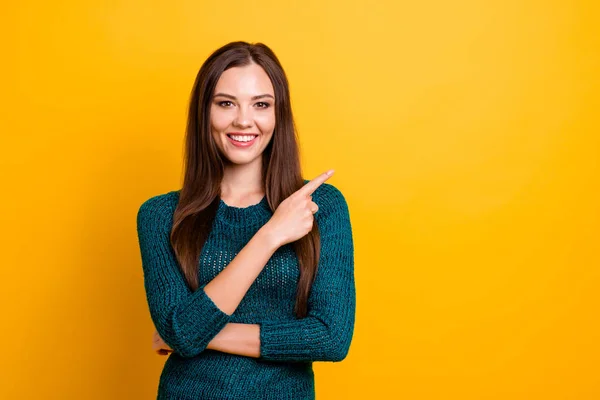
[152,329,173,355]
[264,169,334,247]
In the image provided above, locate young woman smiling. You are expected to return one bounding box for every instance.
[136,41,356,399]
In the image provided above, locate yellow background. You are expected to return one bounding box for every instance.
[2,0,599,398]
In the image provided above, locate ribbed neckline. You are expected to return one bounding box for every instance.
[217,195,272,226]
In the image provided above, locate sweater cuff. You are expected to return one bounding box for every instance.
[259,319,326,361]
[177,286,232,347]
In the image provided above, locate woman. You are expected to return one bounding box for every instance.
[136,41,356,399]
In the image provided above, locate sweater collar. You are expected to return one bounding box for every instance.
[216,195,272,226]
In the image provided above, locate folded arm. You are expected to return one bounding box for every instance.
[152,322,259,357]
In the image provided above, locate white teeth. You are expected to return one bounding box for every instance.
[229,135,256,142]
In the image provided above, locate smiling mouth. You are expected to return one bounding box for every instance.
[226,134,259,146]
[227,134,258,139]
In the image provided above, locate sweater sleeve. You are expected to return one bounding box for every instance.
[258,184,356,362]
[136,192,232,358]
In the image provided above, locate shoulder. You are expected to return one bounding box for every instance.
[136,190,181,230]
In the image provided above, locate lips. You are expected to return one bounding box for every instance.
[227,134,258,138]
[226,134,259,148]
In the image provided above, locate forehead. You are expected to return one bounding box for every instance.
[214,63,274,97]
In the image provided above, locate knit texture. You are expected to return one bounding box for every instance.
[136,181,356,399]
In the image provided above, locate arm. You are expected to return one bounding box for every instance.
[152,323,261,358]
[258,185,356,362]
[137,193,278,358]
[202,186,356,362]
[206,323,261,358]
[150,186,355,362]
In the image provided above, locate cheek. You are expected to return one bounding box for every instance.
[210,107,233,131]
[255,112,276,131]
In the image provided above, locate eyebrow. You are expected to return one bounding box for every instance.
[213,92,275,101]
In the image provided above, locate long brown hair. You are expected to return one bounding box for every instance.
[170,41,320,318]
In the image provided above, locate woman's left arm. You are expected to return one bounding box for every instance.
[153,323,260,357]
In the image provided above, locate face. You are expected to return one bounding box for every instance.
[210,63,276,166]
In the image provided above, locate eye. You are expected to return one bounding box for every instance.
[256,102,271,108]
[218,101,233,107]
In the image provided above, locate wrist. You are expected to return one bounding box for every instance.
[258,223,281,252]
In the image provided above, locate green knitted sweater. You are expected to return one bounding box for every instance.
[136,181,356,399]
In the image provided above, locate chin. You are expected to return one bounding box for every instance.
[227,157,261,166]
[223,150,262,163]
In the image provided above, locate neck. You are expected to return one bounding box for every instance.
[220,158,264,199]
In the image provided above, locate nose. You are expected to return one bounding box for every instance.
[233,106,253,128]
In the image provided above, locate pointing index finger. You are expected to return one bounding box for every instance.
[297,169,335,196]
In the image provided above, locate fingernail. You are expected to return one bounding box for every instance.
[326,169,334,176]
